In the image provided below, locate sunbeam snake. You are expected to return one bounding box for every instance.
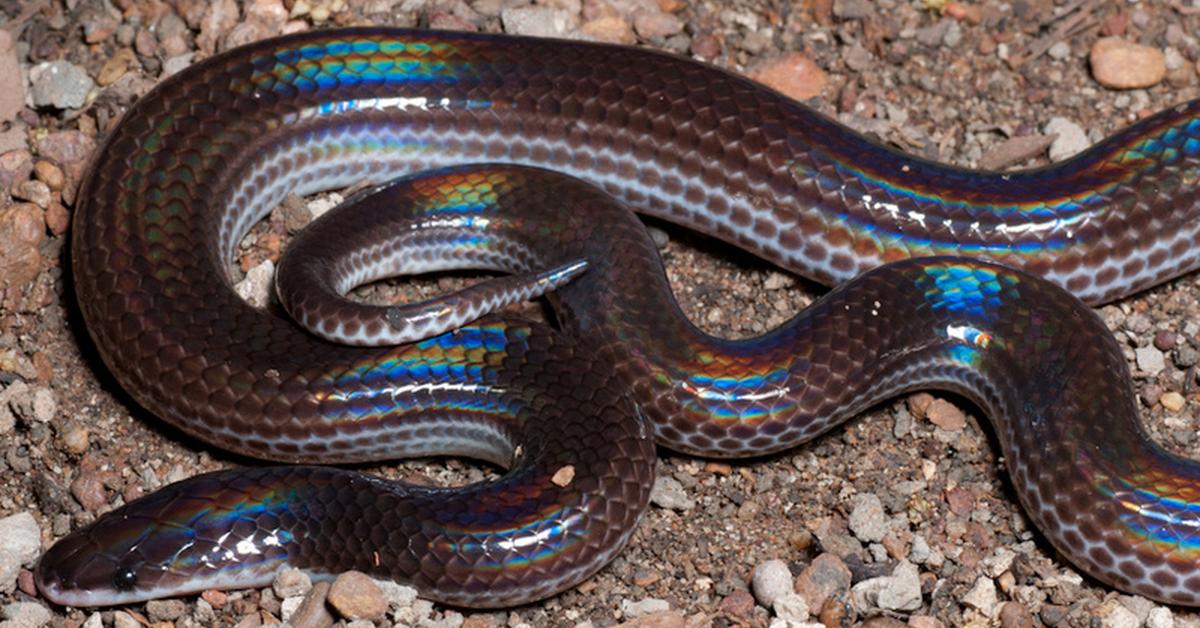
[33,27,1200,608]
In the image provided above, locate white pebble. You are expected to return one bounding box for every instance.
[773,592,810,622]
[1048,41,1071,60]
[752,559,794,608]
[1147,606,1174,628]
[1044,117,1090,162]
[280,595,304,623]
[372,577,418,609]
[234,259,275,309]
[306,192,344,219]
[0,513,41,595]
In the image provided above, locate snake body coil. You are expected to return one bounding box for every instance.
[34,28,1200,608]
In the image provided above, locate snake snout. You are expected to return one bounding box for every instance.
[35,532,127,607]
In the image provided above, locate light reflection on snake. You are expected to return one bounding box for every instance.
[32,28,1200,608]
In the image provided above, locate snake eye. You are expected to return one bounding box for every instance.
[112,567,137,592]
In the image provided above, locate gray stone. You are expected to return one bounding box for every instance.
[1136,346,1166,375]
[649,475,694,511]
[1048,41,1071,60]
[848,493,887,542]
[621,597,669,618]
[29,61,94,110]
[0,602,51,628]
[146,599,186,622]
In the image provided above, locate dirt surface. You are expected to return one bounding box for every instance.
[3,0,1200,626]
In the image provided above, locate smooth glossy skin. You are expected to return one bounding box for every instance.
[36,27,1200,607]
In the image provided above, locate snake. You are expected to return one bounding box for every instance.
[31,27,1200,609]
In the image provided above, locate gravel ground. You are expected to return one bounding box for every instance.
[2,0,1200,626]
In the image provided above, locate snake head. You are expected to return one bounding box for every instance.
[36,470,297,607]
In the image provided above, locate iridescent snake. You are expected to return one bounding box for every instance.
[34,28,1200,608]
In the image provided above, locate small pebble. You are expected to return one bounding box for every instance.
[1161,391,1185,413]
[851,560,922,613]
[613,610,686,628]
[633,10,683,39]
[977,134,1056,171]
[1047,41,1071,61]
[272,566,312,599]
[928,398,967,432]
[58,420,90,455]
[500,7,577,38]
[633,569,662,587]
[773,592,809,622]
[579,16,635,44]
[0,31,22,123]
[201,589,229,607]
[286,580,334,628]
[1136,346,1165,375]
[1154,330,1177,351]
[12,180,51,209]
[112,610,140,628]
[908,616,945,628]
[0,512,41,595]
[163,54,197,77]
[193,600,217,624]
[960,576,997,615]
[1090,37,1166,89]
[1146,606,1174,628]
[146,599,186,622]
[1,601,51,628]
[234,259,275,309]
[794,553,852,612]
[848,493,888,542]
[0,203,45,292]
[327,571,387,621]
[1094,599,1140,628]
[649,476,694,511]
[28,61,94,110]
[45,202,69,236]
[36,130,96,185]
[751,559,793,608]
[1044,117,1089,162]
[749,53,828,101]
[833,0,872,19]
[371,576,418,609]
[30,388,56,423]
[621,597,670,618]
[999,601,1036,628]
[717,589,755,619]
